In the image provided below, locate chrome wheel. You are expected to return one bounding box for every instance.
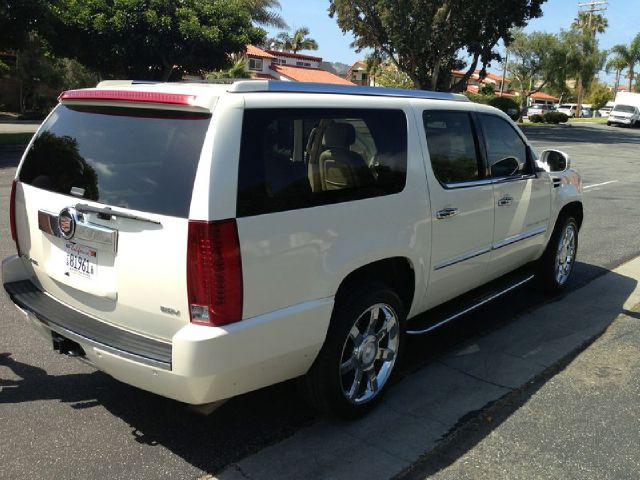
[339,303,400,405]
[555,223,576,285]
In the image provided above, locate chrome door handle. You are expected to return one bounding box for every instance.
[436,207,459,219]
[497,195,513,207]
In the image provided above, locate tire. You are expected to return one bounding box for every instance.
[299,283,405,418]
[606,121,611,126]
[533,216,579,292]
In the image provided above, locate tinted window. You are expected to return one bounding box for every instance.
[423,111,481,184]
[19,105,210,218]
[479,114,531,177]
[237,108,407,217]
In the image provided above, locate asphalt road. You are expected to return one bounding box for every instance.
[1,123,639,479]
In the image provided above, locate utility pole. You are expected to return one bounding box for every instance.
[575,1,608,117]
[499,49,508,97]
[577,1,608,39]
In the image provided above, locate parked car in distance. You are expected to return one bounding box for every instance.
[556,104,577,117]
[3,81,584,418]
[580,106,593,118]
[527,104,553,117]
[598,101,614,117]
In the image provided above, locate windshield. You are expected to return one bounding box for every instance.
[613,105,636,114]
[19,105,211,218]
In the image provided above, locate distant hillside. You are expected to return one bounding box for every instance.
[320,61,351,77]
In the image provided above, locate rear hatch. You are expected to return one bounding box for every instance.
[13,90,213,341]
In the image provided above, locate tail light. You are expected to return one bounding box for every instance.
[9,179,20,254]
[187,219,243,326]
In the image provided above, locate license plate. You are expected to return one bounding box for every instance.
[64,243,97,280]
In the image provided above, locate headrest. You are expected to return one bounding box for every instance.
[324,122,356,148]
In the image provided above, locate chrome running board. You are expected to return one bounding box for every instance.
[406,273,535,336]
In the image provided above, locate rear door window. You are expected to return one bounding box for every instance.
[423,110,482,185]
[237,108,407,217]
[19,105,211,218]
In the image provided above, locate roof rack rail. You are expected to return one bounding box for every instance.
[227,80,469,102]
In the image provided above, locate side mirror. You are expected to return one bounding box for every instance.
[539,149,570,173]
[491,157,520,177]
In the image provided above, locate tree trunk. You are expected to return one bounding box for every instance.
[576,75,583,119]
[629,67,635,92]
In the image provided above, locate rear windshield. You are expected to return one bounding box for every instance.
[19,105,210,218]
[613,105,636,114]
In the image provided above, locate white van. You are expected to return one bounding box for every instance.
[3,81,583,417]
[608,92,640,127]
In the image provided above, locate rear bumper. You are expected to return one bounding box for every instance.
[3,256,333,405]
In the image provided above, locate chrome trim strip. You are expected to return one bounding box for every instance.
[38,210,119,253]
[442,174,538,190]
[443,178,494,189]
[406,275,535,335]
[433,246,492,271]
[40,318,171,370]
[492,226,547,251]
[434,226,547,271]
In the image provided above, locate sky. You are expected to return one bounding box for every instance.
[266,0,640,81]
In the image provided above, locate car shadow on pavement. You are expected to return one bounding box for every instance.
[396,263,638,479]
[0,350,318,474]
[522,124,640,145]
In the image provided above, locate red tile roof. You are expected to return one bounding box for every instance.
[530,91,559,102]
[252,73,277,80]
[271,64,354,85]
[265,50,322,62]
[246,45,276,59]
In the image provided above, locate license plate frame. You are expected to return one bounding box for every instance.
[64,242,98,280]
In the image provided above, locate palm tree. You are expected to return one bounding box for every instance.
[206,59,252,80]
[273,27,318,54]
[571,11,608,37]
[606,54,628,94]
[611,34,640,92]
[240,0,288,29]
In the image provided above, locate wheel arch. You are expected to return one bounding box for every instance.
[557,201,583,230]
[334,257,416,320]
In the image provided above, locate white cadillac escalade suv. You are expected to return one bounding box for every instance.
[2,81,583,418]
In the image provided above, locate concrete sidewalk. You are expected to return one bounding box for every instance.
[211,258,640,480]
[0,121,40,134]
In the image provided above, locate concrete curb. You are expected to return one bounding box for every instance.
[211,257,640,480]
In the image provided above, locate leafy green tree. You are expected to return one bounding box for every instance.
[375,65,413,89]
[479,83,496,96]
[611,34,640,93]
[272,27,318,53]
[240,0,287,29]
[0,0,52,51]
[50,0,264,80]
[585,81,613,110]
[562,29,606,117]
[507,30,564,119]
[14,33,64,113]
[328,0,546,91]
[570,12,608,117]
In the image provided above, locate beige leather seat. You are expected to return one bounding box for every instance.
[319,122,373,190]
